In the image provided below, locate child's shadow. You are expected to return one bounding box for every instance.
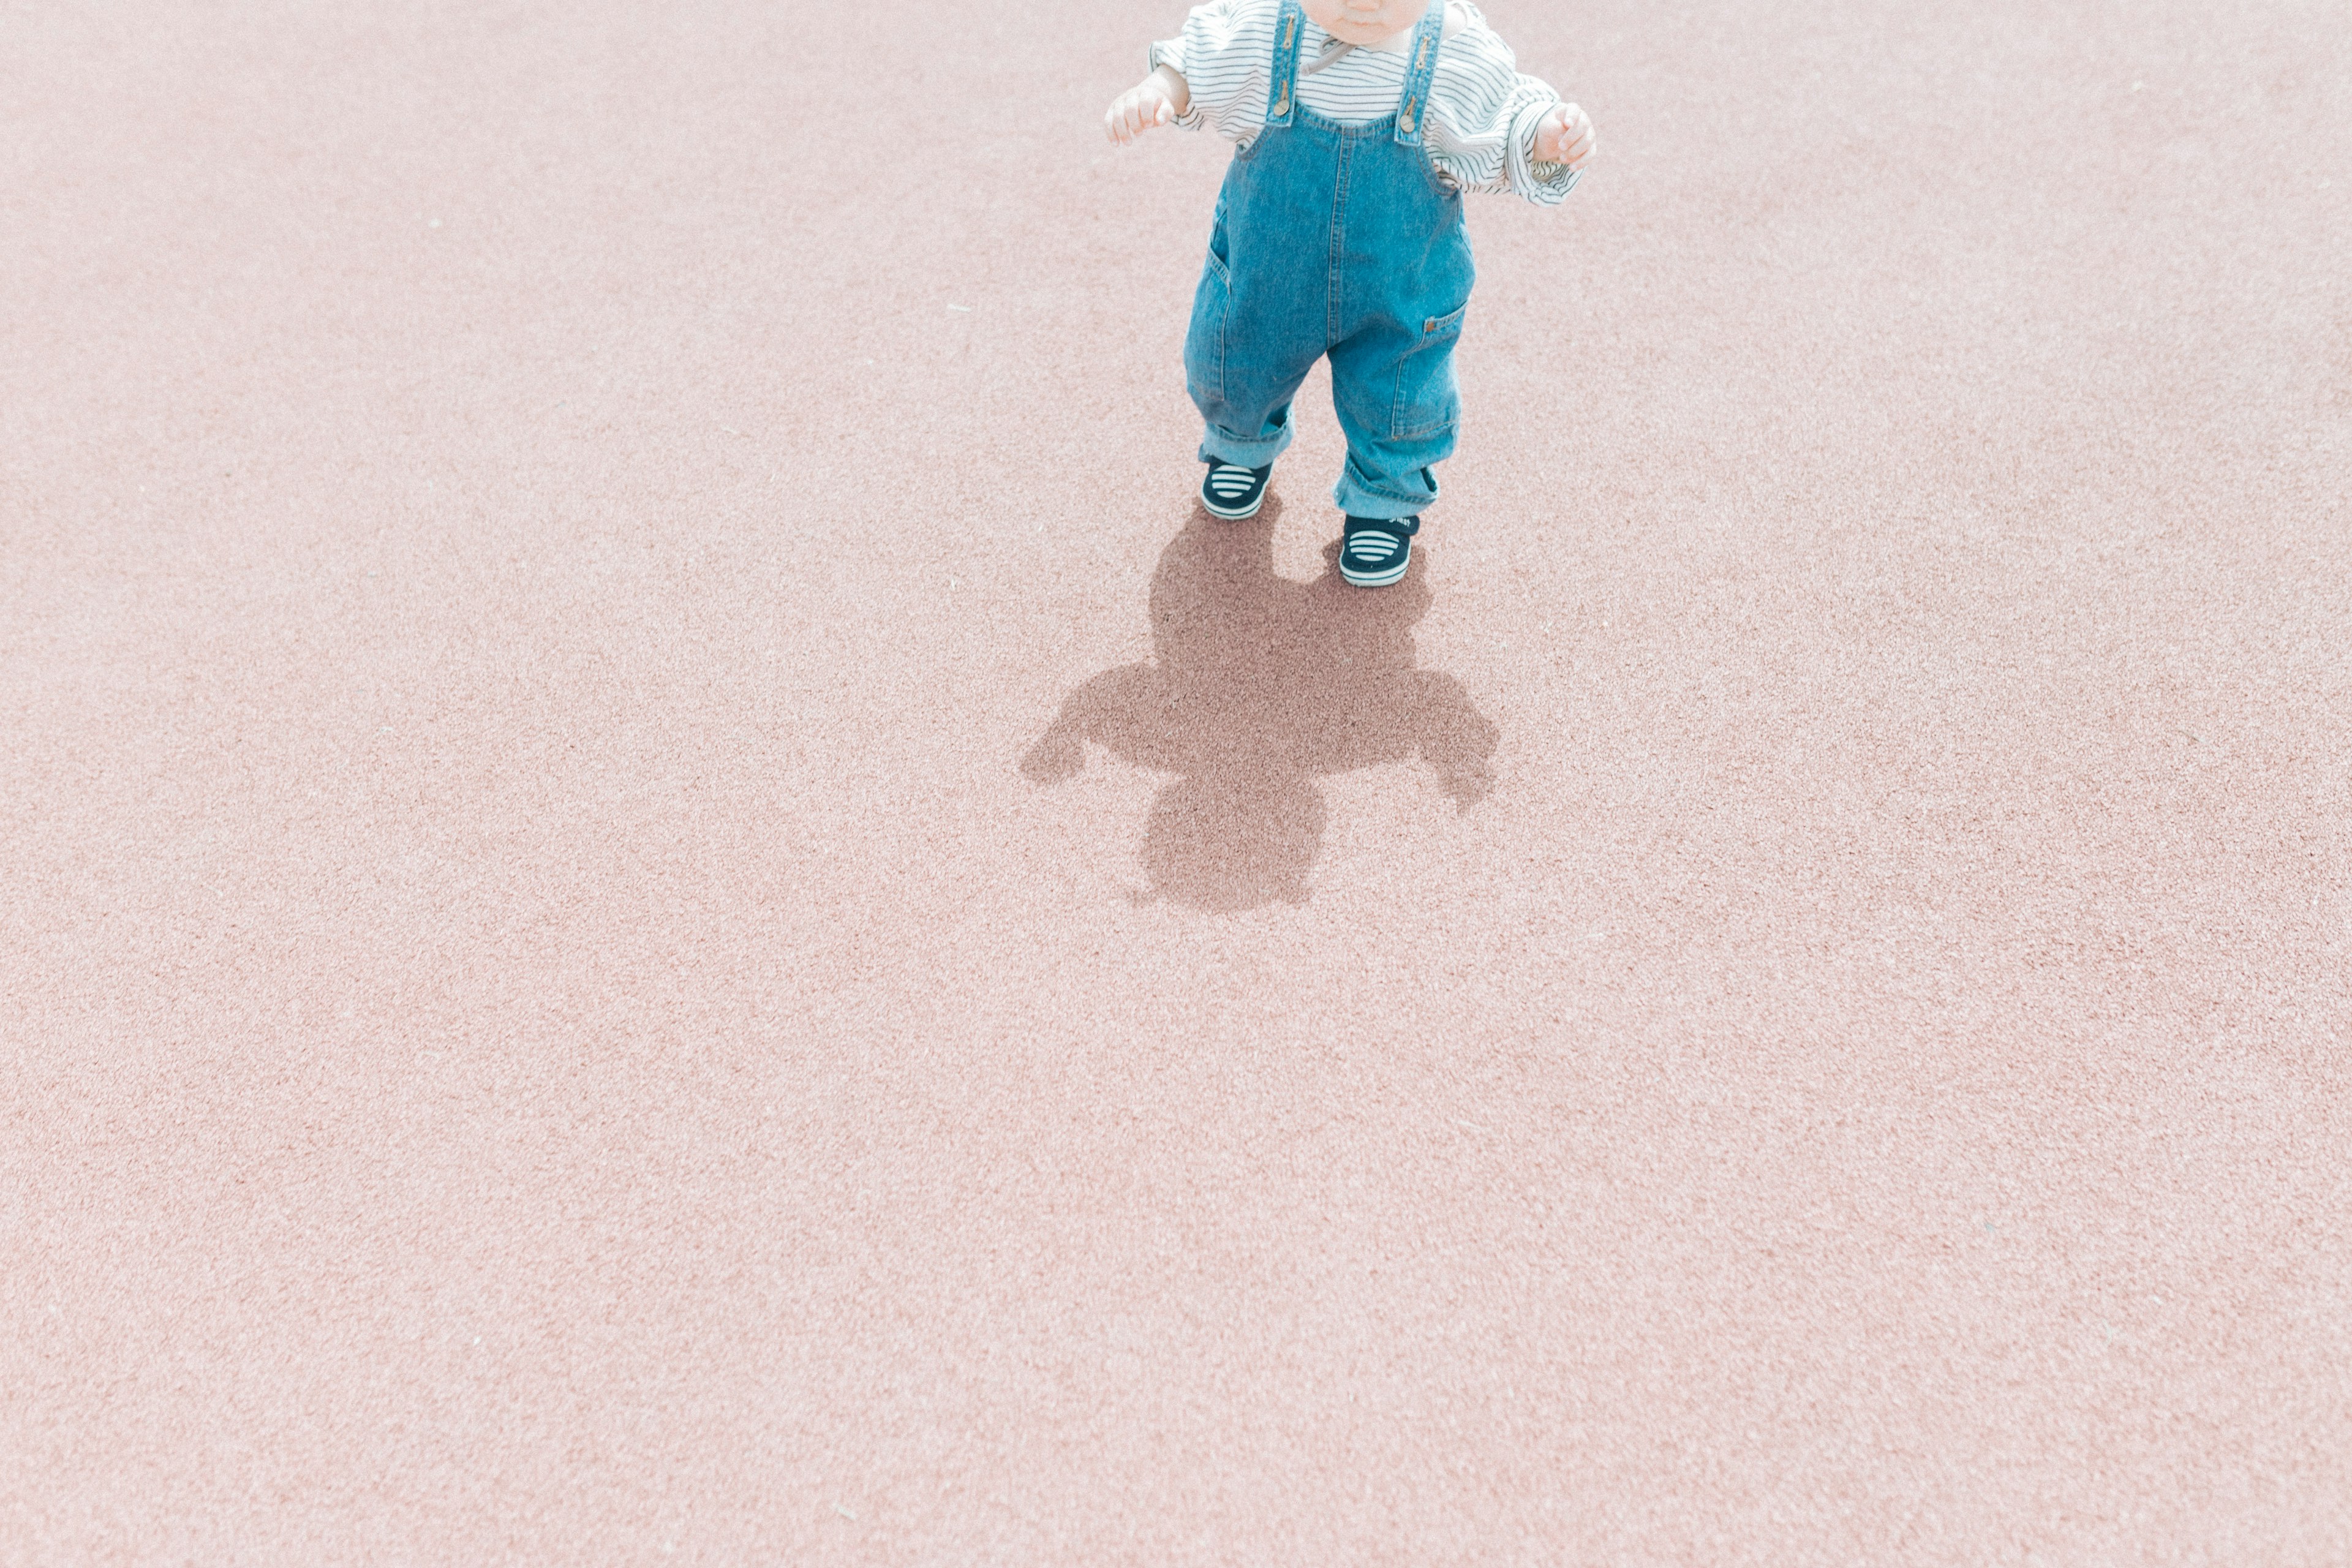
[1022,497,1499,911]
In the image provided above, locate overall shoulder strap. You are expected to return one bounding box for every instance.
[1393,0,1447,145]
[1265,1,1306,128]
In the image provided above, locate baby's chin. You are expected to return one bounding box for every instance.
[1327,20,1414,43]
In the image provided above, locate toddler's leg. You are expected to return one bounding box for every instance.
[1326,309,1464,521]
[1185,250,1322,475]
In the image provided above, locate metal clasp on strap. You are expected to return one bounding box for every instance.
[1266,1,1303,127]
[1394,0,1443,145]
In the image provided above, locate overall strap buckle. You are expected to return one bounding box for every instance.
[1265,0,1304,127]
[1393,0,1446,146]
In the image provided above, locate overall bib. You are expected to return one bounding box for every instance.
[1184,0,1474,522]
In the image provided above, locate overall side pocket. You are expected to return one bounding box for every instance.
[1183,211,1234,411]
[1390,301,1466,440]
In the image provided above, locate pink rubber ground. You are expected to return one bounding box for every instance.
[5,1,2348,1563]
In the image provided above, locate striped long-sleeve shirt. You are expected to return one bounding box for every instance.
[1149,0,1581,206]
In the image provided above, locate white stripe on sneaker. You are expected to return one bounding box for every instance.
[1341,521,1413,586]
[1201,461,1269,518]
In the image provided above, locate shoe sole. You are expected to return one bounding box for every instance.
[1340,554,1410,588]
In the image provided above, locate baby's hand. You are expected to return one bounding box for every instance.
[1106,69,1184,145]
[1535,102,1597,170]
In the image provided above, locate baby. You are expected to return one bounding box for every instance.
[1107,0,1596,587]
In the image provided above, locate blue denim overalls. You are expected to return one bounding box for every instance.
[1184,0,1474,522]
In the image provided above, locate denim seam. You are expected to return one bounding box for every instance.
[1327,138,1348,351]
[1213,266,1229,409]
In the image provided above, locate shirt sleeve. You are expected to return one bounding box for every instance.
[1425,5,1583,206]
[1148,0,1273,144]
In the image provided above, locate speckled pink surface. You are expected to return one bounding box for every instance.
[4,1,2348,1563]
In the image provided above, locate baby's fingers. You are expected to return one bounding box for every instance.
[1112,94,1165,144]
[1551,104,1596,167]
[1534,105,1567,160]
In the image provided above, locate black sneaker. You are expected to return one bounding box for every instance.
[1338,514,1420,588]
[1199,459,1273,519]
